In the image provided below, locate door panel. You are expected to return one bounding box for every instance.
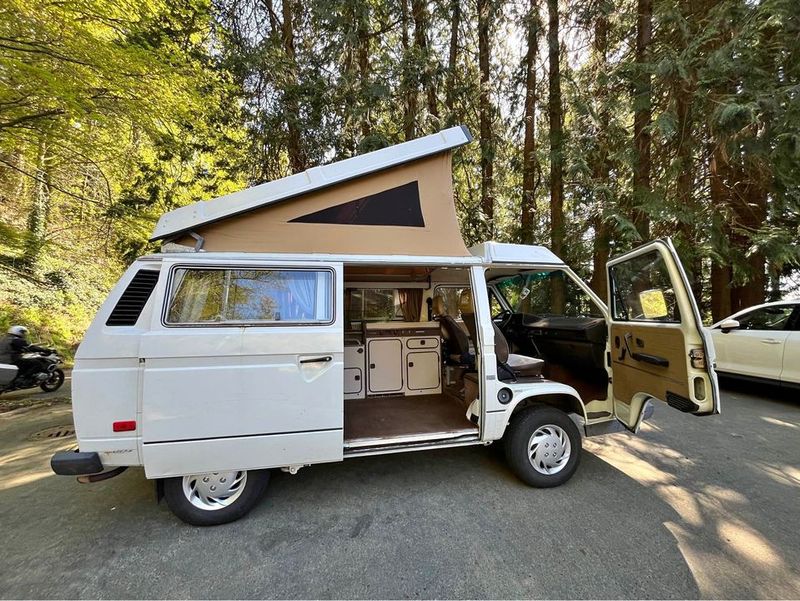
[714,329,788,380]
[781,310,800,384]
[607,239,719,428]
[610,324,690,405]
[141,260,343,478]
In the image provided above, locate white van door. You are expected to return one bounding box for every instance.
[606,239,719,430]
[139,260,344,478]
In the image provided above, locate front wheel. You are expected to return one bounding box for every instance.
[40,368,65,392]
[504,405,581,487]
[163,469,271,526]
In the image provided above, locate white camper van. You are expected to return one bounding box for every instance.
[52,126,719,525]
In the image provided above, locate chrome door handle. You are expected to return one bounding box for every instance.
[299,356,332,364]
[760,339,782,345]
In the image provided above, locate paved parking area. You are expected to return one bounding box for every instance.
[0,382,798,599]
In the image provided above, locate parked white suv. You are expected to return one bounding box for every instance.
[709,300,800,387]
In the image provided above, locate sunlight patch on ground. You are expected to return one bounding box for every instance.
[0,468,54,491]
[760,416,798,430]
[755,461,800,487]
[717,519,783,568]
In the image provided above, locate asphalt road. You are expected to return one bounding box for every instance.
[0,381,798,599]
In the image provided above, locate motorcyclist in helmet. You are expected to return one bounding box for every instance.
[0,326,52,382]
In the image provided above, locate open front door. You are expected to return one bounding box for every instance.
[607,239,719,430]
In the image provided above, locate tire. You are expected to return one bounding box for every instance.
[163,469,271,526]
[40,368,65,392]
[504,405,582,488]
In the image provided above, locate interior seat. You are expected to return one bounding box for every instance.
[432,295,473,365]
[458,289,544,380]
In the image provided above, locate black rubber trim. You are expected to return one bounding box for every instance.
[666,391,699,413]
[51,450,104,476]
[143,427,342,446]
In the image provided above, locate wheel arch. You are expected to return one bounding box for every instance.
[504,389,587,436]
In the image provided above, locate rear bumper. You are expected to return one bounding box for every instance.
[51,450,104,476]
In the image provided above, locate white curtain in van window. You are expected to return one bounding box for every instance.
[285,271,317,320]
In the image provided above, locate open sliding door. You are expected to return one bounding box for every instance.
[140,259,344,477]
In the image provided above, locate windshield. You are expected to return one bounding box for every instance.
[495,270,604,318]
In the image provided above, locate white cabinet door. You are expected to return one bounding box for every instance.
[344,368,363,394]
[406,350,441,390]
[367,339,403,393]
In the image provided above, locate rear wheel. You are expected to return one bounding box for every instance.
[504,405,581,487]
[163,469,270,526]
[40,368,65,392]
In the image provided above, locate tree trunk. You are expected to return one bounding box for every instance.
[632,0,652,240]
[446,0,461,120]
[23,133,51,269]
[281,0,305,173]
[589,9,610,297]
[477,0,494,236]
[357,3,371,139]
[411,0,438,122]
[730,171,767,311]
[709,143,732,322]
[401,0,416,140]
[547,0,565,311]
[520,0,540,246]
[674,73,698,290]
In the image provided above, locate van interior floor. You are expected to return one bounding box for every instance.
[344,393,479,449]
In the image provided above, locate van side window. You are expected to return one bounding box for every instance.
[166,268,333,325]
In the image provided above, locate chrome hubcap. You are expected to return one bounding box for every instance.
[182,471,247,511]
[528,424,571,475]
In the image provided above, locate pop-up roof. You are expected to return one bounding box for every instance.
[151,126,473,256]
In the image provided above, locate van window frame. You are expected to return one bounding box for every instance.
[161,264,337,328]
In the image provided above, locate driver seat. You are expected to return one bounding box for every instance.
[458,289,544,380]
[432,295,473,365]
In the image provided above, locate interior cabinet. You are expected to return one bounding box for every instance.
[406,351,441,390]
[344,342,365,399]
[363,322,442,397]
[367,338,403,393]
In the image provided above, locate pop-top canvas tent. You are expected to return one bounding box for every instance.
[150,126,473,256]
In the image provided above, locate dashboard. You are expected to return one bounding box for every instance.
[503,314,608,371]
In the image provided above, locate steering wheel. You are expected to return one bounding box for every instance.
[494,309,515,331]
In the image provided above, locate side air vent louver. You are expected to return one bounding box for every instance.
[106,270,160,326]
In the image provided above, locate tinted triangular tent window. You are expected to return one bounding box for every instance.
[289,182,424,227]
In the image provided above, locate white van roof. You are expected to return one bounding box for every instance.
[142,242,565,268]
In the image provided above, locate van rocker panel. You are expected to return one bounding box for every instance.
[141,429,344,478]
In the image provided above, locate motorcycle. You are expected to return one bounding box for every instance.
[0,350,65,394]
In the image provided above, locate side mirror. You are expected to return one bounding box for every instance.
[720,319,740,333]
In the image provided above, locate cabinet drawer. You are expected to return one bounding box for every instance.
[406,337,439,350]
